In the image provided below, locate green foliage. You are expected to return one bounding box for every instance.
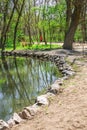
[74,28,83,42]
[0,0,85,50]
[5,43,62,51]
[37,1,66,42]
[0,79,6,85]
[0,0,66,48]
[27,44,62,50]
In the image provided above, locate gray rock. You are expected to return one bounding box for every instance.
[59,57,65,64]
[21,109,32,119]
[62,76,69,80]
[43,54,49,58]
[12,113,23,124]
[62,70,75,76]
[36,95,49,106]
[18,112,23,119]
[54,57,59,61]
[7,119,15,128]
[49,83,61,94]
[63,63,72,71]
[59,67,63,71]
[54,79,63,86]
[0,120,9,130]
[53,55,58,59]
[24,104,40,116]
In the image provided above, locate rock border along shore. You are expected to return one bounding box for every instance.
[0,50,75,130]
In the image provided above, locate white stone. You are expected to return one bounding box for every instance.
[51,83,60,90]
[21,109,32,119]
[24,104,40,116]
[0,120,9,130]
[49,83,61,94]
[13,112,23,124]
[7,118,15,128]
[36,95,49,105]
[54,79,63,85]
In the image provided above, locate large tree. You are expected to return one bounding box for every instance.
[63,0,86,50]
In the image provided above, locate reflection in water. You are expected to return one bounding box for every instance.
[0,56,61,121]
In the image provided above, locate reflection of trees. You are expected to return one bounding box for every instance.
[0,55,59,121]
[0,55,28,121]
[25,58,51,93]
[25,57,59,94]
[13,56,31,103]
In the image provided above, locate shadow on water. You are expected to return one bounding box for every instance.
[0,55,61,121]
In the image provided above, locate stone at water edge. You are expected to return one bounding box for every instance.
[49,83,61,94]
[24,104,40,116]
[12,113,23,124]
[7,118,15,128]
[54,79,63,86]
[18,112,23,119]
[0,120,9,130]
[62,76,69,80]
[36,95,49,106]
[62,70,75,76]
[24,107,36,116]
[21,109,32,120]
[36,93,55,101]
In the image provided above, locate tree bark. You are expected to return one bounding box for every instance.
[81,4,87,42]
[0,1,9,50]
[13,0,25,50]
[65,0,72,35]
[63,0,85,50]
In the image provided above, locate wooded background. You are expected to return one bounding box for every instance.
[0,0,87,50]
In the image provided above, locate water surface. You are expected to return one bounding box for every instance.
[0,56,61,121]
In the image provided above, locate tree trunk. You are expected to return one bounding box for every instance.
[63,0,85,50]
[13,0,25,50]
[65,0,72,35]
[0,1,9,50]
[81,4,87,42]
[43,28,47,45]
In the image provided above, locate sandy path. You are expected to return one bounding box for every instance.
[11,56,87,130]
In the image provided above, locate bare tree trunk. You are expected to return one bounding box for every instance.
[13,0,25,50]
[0,1,9,51]
[33,0,39,43]
[63,0,85,50]
[42,0,47,45]
[81,4,87,42]
[65,0,72,36]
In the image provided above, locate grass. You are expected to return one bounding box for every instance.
[27,44,62,50]
[5,43,62,51]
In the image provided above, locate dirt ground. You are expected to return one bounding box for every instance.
[10,46,87,130]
